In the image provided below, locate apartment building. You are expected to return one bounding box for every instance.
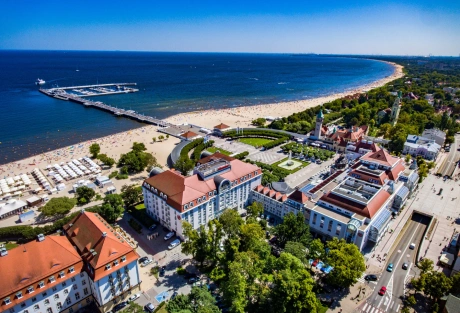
[0,235,91,313]
[63,211,141,313]
[142,153,262,239]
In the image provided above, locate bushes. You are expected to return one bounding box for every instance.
[223,129,290,139]
[109,171,118,179]
[176,266,187,275]
[233,151,249,160]
[180,138,205,158]
[192,140,214,161]
[153,302,165,313]
[128,218,142,233]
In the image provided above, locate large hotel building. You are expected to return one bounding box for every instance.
[0,211,141,313]
[142,153,262,239]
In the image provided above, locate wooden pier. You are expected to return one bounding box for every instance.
[39,84,172,128]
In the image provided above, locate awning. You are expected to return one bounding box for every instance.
[440,253,455,266]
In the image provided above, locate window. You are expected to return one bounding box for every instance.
[69,308,74,313]
[82,280,86,285]
[312,213,317,225]
[80,273,84,277]
[121,256,126,263]
[54,294,59,300]
[86,298,91,304]
[189,202,193,207]
[44,299,50,305]
[84,288,89,296]
[202,196,206,201]
[75,292,80,300]
[184,204,188,209]
[21,303,26,308]
[42,291,47,297]
[33,305,39,311]
[71,277,76,282]
[66,298,72,305]
[52,287,57,292]
[197,198,201,203]
[46,308,53,313]
[328,220,333,232]
[27,286,34,294]
[114,260,119,267]
[105,264,111,270]
[64,290,69,295]
[49,276,55,283]
[16,292,22,299]
[61,282,66,287]
[23,310,28,313]
[59,271,65,278]
[73,284,78,290]
[4,297,11,305]
[69,266,75,273]
[56,303,62,310]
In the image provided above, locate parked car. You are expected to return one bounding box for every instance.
[402,263,408,270]
[128,293,140,302]
[168,239,181,250]
[112,302,127,312]
[188,277,198,284]
[159,266,166,277]
[409,243,416,250]
[144,303,155,313]
[149,224,157,231]
[141,258,153,267]
[378,286,387,296]
[164,232,175,240]
[364,274,378,281]
[171,291,178,299]
[138,256,148,264]
[387,263,394,272]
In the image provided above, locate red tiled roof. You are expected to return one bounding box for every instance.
[328,125,368,142]
[0,235,83,304]
[288,190,309,204]
[387,160,405,180]
[361,149,399,167]
[181,131,199,139]
[64,212,137,271]
[320,189,391,219]
[214,123,230,130]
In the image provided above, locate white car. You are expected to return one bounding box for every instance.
[168,239,181,250]
[164,232,175,241]
[128,293,140,302]
[141,258,153,267]
[409,243,416,250]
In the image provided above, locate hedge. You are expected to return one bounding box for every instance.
[223,129,291,139]
[180,138,205,158]
[233,151,249,160]
[153,301,166,313]
[192,140,214,161]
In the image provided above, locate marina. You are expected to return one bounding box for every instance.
[39,83,172,128]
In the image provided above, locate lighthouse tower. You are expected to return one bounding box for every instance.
[390,91,402,126]
[312,107,324,140]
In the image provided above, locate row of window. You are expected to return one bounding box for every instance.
[311,214,342,235]
[105,256,127,270]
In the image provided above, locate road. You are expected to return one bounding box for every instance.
[358,213,430,313]
[437,134,460,177]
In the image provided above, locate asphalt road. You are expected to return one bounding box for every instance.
[359,213,430,313]
[438,134,460,177]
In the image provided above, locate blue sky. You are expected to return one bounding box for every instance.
[1,0,459,55]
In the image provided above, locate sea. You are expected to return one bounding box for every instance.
[0,51,394,165]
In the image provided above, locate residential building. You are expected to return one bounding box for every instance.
[63,211,141,313]
[345,139,382,160]
[421,128,446,146]
[0,235,91,313]
[322,125,369,152]
[403,135,441,160]
[425,94,434,105]
[142,153,262,239]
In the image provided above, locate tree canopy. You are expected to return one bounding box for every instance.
[174,155,195,176]
[272,212,312,248]
[75,186,96,205]
[41,197,76,217]
[89,143,100,158]
[166,287,221,313]
[118,142,160,173]
[99,194,124,223]
[121,184,143,207]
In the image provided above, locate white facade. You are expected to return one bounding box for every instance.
[143,175,261,239]
[8,272,91,313]
[421,129,446,146]
[403,135,440,160]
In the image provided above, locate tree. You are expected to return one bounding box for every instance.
[252,118,266,127]
[97,154,115,167]
[158,135,165,141]
[174,155,195,176]
[405,154,411,164]
[125,302,144,313]
[246,202,264,218]
[308,238,325,260]
[99,194,124,223]
[166,134,170,139]
[118,148,160,173]
[167,287,220,313]
[418,258,434,274]
[240,223,264,252]
[406,295,416,307]
[410,275,426,295]
[75,186,96,205]
[272,212,312,248]
[121,184,143,207]
[284,241,308,264]
[450,272,460,296]
[271,253,320,313]
[132,142,147,152]
[424,271,452,301]
[152,137,157,143]
[181,222,209,266]
[219,209,244,238]
[325,238,366,288]
[41,197,76,217]
[207,219,224,264]
[89,143,100,158]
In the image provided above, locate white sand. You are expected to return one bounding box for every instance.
[0,61,403,184]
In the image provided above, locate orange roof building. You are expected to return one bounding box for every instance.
[143,153,262,239]
[63,211,141,312]
[213,123,230,130]
[180,131,200,141]
[0,235,90,313]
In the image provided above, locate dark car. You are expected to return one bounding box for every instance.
[149,224,157,231]
[188,277,198,284]
[364,274,378,281]
[240,212,247,217]
[159,266,166,277]
[112,302,127,312]
[144,303,155,313]
[138,256,148,264]
[171,291,178,299]
[402,263,409,270]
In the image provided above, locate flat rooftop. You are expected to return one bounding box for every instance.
[312,205,351,223]
[332,177,381,204]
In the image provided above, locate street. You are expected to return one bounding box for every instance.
[437,134,460,177]
[358,213,430,313]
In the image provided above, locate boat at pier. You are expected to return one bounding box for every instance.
[35,78,45,85]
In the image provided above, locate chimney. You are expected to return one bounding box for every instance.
[102,232,107,238]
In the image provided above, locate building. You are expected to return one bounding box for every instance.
[179,131,201,141]
[0,234,91,313]
[421,128,446,146]
[63,211,141,313]
[442,294,460,313]
[142,153,262,239]
[345,139,382,160]
[403,134,441,160]
[390,92,402,125]
[213,123,231,136]
[311,109,324,140]
[0,199,27,219]
[303,149,407,251]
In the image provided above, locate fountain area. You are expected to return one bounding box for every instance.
[277,151,303,170]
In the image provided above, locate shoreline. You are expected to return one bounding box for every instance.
[0,61,403,176]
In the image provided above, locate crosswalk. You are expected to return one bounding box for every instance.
[359,302,387,313]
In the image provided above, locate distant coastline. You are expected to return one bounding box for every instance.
[0,58,403,176]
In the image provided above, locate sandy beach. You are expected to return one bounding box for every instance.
[0,61,403,181]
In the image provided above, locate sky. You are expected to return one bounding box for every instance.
[1,0,459,55]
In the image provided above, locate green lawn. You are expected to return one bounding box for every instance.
[1,242,19,250]
[206,146,232,156]
[130,203,156,228]
[238,138,273,147]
